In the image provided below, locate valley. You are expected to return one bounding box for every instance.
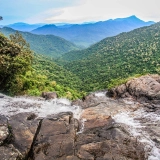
[0,13,160,160]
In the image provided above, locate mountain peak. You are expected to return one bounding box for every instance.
[129,15,139,19]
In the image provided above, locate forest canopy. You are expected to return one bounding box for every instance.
[0,32,32,95]
[0,32,85,99]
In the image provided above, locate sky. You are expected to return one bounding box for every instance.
[0,0,160,25]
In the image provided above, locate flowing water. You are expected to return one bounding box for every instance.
[0,95,82,119]
[114,107,160,160]
[0,93,160,159]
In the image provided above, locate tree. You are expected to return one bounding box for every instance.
[0,32,33,95]
[0,16,2,21]
[9,31,30,49]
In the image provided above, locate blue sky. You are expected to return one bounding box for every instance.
[1,0,160,25]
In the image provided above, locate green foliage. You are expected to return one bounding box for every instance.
[2,22,160,99]
[0,32,85,99]
[0,33,32,95]
[25,54,85,99]
[0,27,80,58]
[59,23,160,91]
[107,74,142,89]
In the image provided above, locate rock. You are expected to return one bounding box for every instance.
[0,145,22,160]
[0,115,24,159]
[42,92,58,100]
[1,75,160,160]
[75,103,145,160]
[0,115,9,145]
[8,112,40,158]
[107,75,160,102]
[33,112,79,160]
[72,92,108,109]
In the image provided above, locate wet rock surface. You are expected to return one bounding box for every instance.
[0,75,160,159]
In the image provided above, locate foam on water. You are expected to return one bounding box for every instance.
[77,118,87,134]
[94,91,106,97]
[0,97,82,119]
[113,110,160,159]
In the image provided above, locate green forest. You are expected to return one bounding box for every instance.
[0,22,160,99]
[0,32,85,99]
[0,27,79,58]
[59,22,160,91]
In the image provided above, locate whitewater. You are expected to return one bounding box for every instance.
[0,92,160,159]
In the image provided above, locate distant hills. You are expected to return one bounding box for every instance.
[6,22,45,32]
[32,15,155,47]
[59,22,160,91]
[0,27,79,58]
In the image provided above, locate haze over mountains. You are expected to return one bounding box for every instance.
[31,15,154,47]
[6,22,45,32]
[0,16,155,54]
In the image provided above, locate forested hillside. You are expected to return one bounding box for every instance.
[30,54,85,99]
[0,33,85,99]
[60,22,160,91]
[32,16,154,47]
[1,21,160,97]
[0,27,79,58]
[0,33,32,95]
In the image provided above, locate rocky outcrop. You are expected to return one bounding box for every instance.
[107,74,160,102]
[42,92,58,100]
[0,114,23,159]
[76,107,145,160]
[9,112,40,158]
[0,75,160,159]
[33,112,78,160]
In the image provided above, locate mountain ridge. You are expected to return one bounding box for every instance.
[59,22,160,91]
[0,27,79,58]
[31,15,155,47]
[7,22,45,32]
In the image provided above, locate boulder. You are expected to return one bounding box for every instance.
[0,145,22,160]
[0,115,9,145]
[33,112,79,160]
[0,115,23,159]
[107,74,160,101]
[8,112,40,158]
[75,104,145,160]
[42,92,57,100]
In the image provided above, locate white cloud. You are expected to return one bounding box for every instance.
[26,0,160,24]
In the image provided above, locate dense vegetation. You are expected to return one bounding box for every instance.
[0,32,32,95]
[59,22,160,91]
[28,54,85,99]
[0,33,85,99]
[0,27,79,58]
[1,21,160,99]
[32,16,154,47]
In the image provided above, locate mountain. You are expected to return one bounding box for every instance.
[59,22,160,91]
[6,22,45,32]
[32,15,155,47]
[0,27,79,58]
